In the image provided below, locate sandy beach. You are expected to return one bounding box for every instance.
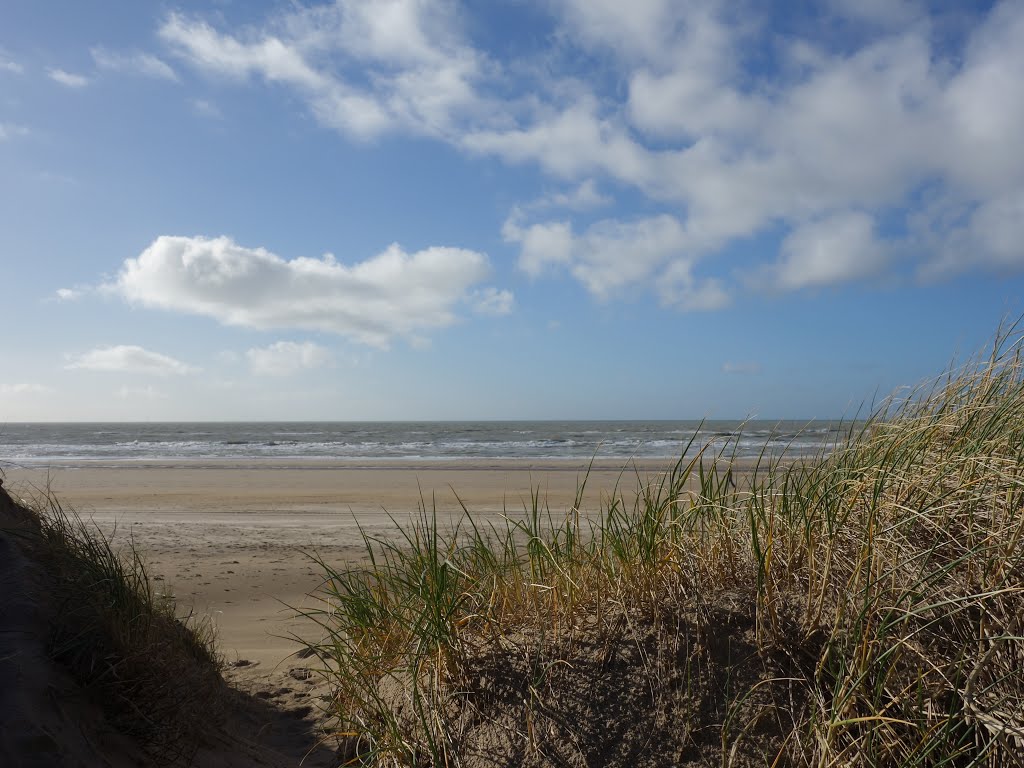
[2,458,683,666]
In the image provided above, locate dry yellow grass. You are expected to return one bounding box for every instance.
[302,325,1024,766]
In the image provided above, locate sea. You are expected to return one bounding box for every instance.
[0,421,848,465]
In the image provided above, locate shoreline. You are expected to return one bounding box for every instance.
[1,454,773,471]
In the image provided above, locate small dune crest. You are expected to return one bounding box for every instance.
[0,481,337,767]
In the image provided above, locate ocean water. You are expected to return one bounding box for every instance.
[0,421,848,465]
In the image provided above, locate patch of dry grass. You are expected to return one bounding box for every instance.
[304,325,1024,766]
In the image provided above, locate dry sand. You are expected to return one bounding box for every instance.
[2,458,681,667]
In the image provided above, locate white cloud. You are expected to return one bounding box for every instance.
[963,193,1024,269]
[505,211,726,309]
[518,180,611,214]
[110,235,501,348]
[246,341,331,376]
[0,123,28,141]
[159,2,487,140]
[763,212,887,292]
[159,12,388,139]
[915,190,1024,279]
[0,383,54,395]
[159,13,323,87]
[564,215,691,300]
[546,180,611,210]
[0,55,22,74]
[463,100,655,184]
[657,261,731,311]
[47,68,89,88]
[152,1,1024,299]
[628,67,757,143]
[91,47,178,81]
[486,2,1024,287]
[503,216,574,277]
[555,0,704,66]
[54,287,84,301]
[941,2,1024,195]
[66,345,198,376]
[471,287,514,315]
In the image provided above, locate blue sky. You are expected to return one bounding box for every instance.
[1,0,1022,421]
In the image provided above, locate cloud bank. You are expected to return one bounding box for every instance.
[157,0,1024,308]
[112,235,506,347]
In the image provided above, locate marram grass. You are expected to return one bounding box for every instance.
[1,484,223,763]
[302,327,1024,767]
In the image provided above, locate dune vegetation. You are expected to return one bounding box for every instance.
[0,482,223,764]
[302,326,1024,767]
[3,325,1022,767]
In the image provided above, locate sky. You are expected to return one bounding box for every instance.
[1,0,1023,422]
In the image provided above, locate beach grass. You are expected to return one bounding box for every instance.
[2,484,224,762]
[301,325,1024,766]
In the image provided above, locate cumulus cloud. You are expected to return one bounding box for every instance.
[489,2,1024,290]
[463,100,655,184]
[762,212,888,292]
[544,180,610,211]
[91,47,178,81]
[66,345,198,376]
[503,217,574,278]
[505,211,727,310]
[246,341,331,376]
[914,190,1024,279]
[110,235,504,347]
[47,68,89,87]
[562,215,691,300]
[556,0,697,65]
[515,180,611,216]
[152,1,1024,302]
